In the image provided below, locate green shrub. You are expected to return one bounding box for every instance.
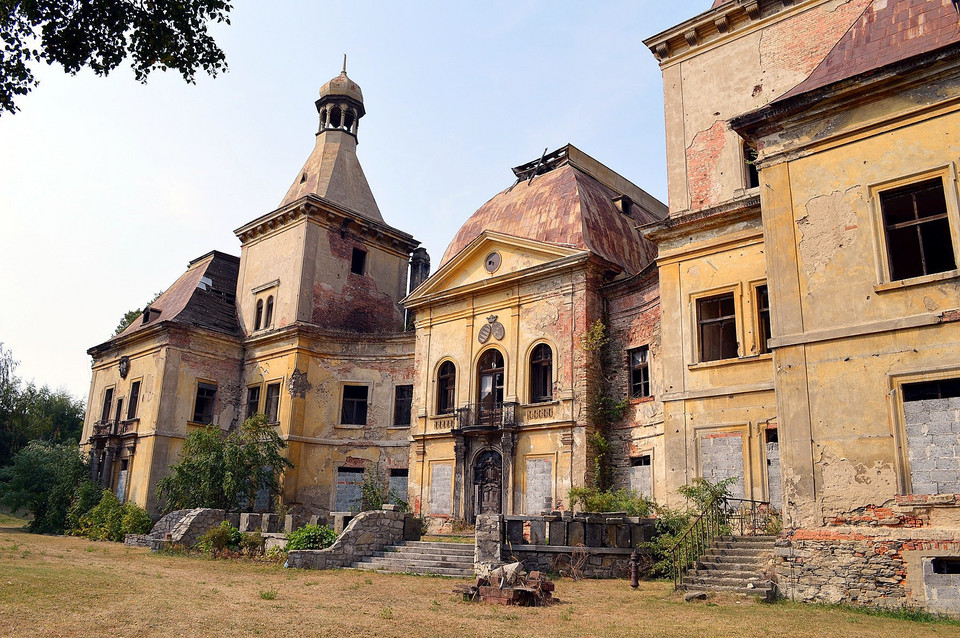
[285,524,337,551]
[197,521,243,554]
[239,530,265,557]
[120,502,153,536]
[67,480,104,534]
[77,491,124,541]
[568,487,653,517]
[0,441,88,534]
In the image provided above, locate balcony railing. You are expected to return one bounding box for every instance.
[91,419,139,438]
[456,401,519,431]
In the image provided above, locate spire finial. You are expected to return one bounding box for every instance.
[342,54,347,74]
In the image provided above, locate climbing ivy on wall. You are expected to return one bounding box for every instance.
[579,319,628,491]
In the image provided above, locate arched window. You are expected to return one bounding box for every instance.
[437,361,456,415]
[254,299,264,331]
[330,106,342,129]
[529,344,553,403]
[477,350,504,425]
[264,296,274,328]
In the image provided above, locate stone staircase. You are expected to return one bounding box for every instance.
[682,535,778,598]
[354,541,475,578]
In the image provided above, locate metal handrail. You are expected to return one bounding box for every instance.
[669,495,774,590]
[455,402,519,431]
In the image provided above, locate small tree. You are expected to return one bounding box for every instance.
[156,414,292,512]
[0,441,88,533]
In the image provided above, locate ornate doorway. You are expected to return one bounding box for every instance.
[473,450,502,517]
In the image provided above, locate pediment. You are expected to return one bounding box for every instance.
[406,231,585,304]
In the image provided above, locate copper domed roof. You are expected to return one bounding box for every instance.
[320,71,363,104]
[440,147,661,275]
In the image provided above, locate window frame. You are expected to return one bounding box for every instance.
[126,379,142,420]
[246,385,262,419]
[350,247,367,275]
[264,381,281,424]
[392,384,413,427]
[340,383,370,426]
[192,381,217,424]
[100,386,115,423]
[528,343,554,404]
[628,345,651,399]
[694,289,740,363]
[869,165,960,289]
[753,282,771,355]
[436,360,457,415]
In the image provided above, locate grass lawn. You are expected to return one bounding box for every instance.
[0,513,957,637]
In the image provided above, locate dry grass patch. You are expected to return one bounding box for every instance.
[0,519,955,637]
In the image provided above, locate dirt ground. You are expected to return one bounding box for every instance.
[0,516,956,638]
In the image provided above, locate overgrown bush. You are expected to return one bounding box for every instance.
[67,480,104,532]
[568,487,653,517]
[285,524,337,551]
[239,530,265,557]
[197,521,243,554]
[74,491,153,541]
[0,441,88,534]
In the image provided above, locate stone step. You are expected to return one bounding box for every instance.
[682,582,777,596]
[355,562,474,578]
[352,540,476,578]
[398,541,475,553]
[714,535,777,544]
[359,556,473,571]
[375,547,473,559]
[691,566,765,580]
[696,556,767,568]
[380,544,474,556]
[683,574,770,588]
[704,547,771,558]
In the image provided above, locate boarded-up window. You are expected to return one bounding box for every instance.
[335,467,364,512]
[389,469,408,505]
[903,379,960,495]
[699,431,745,499]
[766,429,781,509]
[525,457,552,515]
[115,459,128,503]
[630,455,652,499]
[429,463,453,515]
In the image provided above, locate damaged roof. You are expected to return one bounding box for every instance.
[104,251,241,346]
[440,145,664,275]
[777,0,960,102]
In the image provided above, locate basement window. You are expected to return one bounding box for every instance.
[697,293,738,362]
[341,385,369,425]
[880,178,956,281]
[350,248,366,275]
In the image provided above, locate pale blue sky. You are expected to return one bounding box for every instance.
[0,1,700,402]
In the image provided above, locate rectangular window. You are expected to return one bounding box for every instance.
[629,346,650,398]
[393,385,413,426]
[192,382,217,424]
[350,248,366,275]
[880,178,956,281]
[127,381,141,419]
[100,388,114,422]
[389,468,408,504]
[744,142,759,189]
[246,386,261,419]
[114,398,124,424]
[697,293,738,362]
[341,385,368,425]
[264,382,281,423]
[756,285,771,354]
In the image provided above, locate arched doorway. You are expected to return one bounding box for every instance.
[473,450,502,517]
[476,349,504,427]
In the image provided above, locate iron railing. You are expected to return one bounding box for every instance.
[669,495,774,590]
[456,401,519,431]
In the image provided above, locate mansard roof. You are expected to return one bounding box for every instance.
[440,145,665,275]
[96,251,241,350]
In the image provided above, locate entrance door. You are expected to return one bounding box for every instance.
[473,450,502,517]
[477,350,504,426]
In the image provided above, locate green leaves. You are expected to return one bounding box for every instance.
[0,440,88,533]
[1,0,233,114]
[155,413,293,513]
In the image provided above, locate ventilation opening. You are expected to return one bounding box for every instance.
[330,107,342,129]
[300,173,307,184]
[932,557,960,574]
[766,428,778,444]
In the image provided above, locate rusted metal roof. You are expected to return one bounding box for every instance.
[778,0,960,102]
[110,251,241,343]
[439,150,659,275]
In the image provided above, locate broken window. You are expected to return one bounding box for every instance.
[341,385,368,425]
[264,296,274,328]
[756,284,771,354]
[437,361,456,415]
[246,385,261,419]
[254,299,264,331]
[393,384,413,426]
[350,247,366,275]
[629,346,650,398]
[743,142,759,189]
[529,343,553,403]
[697,293,738,362]
[881,178,956,281]
[192,382,216,424]
[127,381,140,419]
[100,388,114,423]
[264,382,281,423]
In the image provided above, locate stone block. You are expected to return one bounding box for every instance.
[261,514,279,533]
[226,513,240,528]
[506,519,525,545]
[568,521,584,545]
[548,520,567,546]
[616,525,632,548]
[585,523,604,547]
[528,520,546,545]
[239,513,261,532]
[631,524,647,546]
[332,512,352,534]
[382,503,399,512]
[604,524,618,548]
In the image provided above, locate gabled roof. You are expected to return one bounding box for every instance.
[777,0,960,102]
[105,251,241,346]
[439,145,664,275]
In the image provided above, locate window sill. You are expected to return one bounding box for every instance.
[523,400,560,408]
[335,423,365,430]
[687,353,771,370]
[628,396,655,404]
[388,424,411,430]
[875,269,960,293]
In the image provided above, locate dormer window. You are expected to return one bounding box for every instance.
[351,248,366,275]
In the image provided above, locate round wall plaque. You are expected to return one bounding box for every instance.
[484,252,502,273]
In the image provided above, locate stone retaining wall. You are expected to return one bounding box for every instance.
[775,526,960,614]
[285,509,421,570]
[509,546,635,579]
